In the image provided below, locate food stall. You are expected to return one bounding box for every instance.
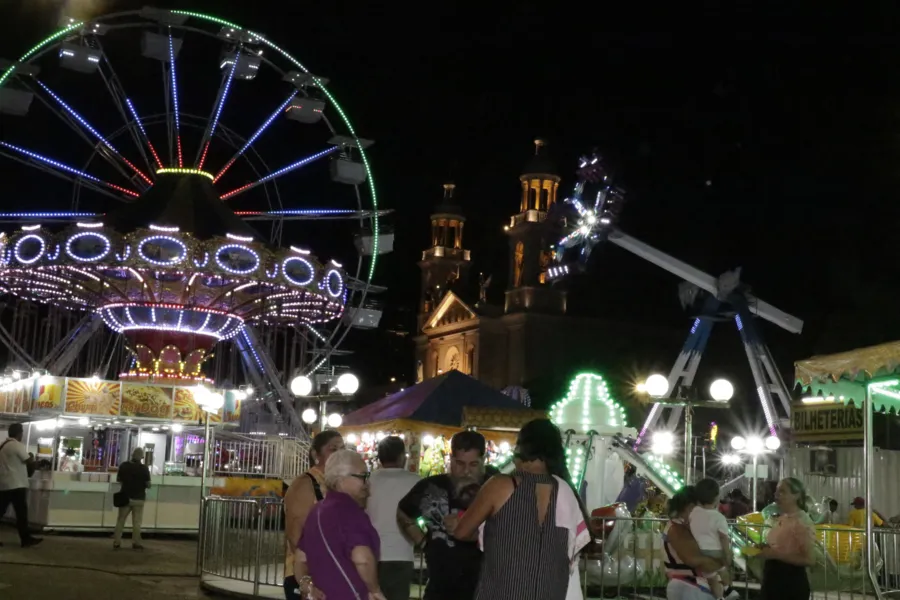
[339,371,543,473]
[0,373,306,532]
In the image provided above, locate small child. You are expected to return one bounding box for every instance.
[689,479,734,600]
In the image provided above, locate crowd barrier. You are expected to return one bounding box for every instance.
[198,497,900,599]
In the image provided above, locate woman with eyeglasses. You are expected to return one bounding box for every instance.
[295,449,386,600]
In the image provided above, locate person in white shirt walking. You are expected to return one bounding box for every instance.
[367,435,421,600]
[0,423,41,548]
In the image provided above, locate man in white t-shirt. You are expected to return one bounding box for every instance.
[0,423,41,548]
[366,435,421,600]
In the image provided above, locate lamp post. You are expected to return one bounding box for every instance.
[194,386,223,495]
[730,434,780,511]
[642,375,734,485]
[291,372,359,433]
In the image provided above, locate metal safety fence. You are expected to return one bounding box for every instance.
[199,497,900,599]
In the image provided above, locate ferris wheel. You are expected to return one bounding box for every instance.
[0,8,389,420]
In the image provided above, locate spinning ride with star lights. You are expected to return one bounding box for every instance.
[548,153,802,445]
[0,9,390,434]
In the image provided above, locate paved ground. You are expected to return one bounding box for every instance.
[0,532,213,599]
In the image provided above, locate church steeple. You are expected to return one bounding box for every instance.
[417,182,471,330]
[504,139,566,315]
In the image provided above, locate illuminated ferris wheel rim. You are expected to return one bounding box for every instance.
[0,8,383,367]
[0,8,379,269]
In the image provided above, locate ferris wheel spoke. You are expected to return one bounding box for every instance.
[194,49,241,170]
[0,142,140,201]
[235,208,390,221]
[91,37,159,176]
[166,28,184,168]
[213,91,297,183]
[219,146,340,201]
[29,79,153,189]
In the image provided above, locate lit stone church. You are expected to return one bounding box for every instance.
[413,141,678,392]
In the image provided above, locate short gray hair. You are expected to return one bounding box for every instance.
[323,449,363,489]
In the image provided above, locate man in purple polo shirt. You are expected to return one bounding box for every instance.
[295,450,385,600]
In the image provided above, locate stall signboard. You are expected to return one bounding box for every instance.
[0,381,33,414]
[211,477,284,499]
[121,384,174,419]
[33,376,64,411]
[172,386,222,422]
[223,389,241,424]
[791,402,863,442]
[63,379,122,416]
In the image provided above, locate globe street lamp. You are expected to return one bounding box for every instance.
[291,372,359,432]
[730,434,780,511]
[640,374,734,484]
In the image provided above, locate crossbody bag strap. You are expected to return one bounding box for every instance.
[317,508,362,600]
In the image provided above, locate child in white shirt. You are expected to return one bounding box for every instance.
[689,479,733,600]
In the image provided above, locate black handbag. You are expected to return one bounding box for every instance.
[113,490,129,508]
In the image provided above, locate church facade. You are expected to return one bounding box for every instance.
[413,140,682,392]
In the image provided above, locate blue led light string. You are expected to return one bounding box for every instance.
[213,91,298,183]
[34,80,152,186]
[168,29,183,167]
[125,98,164,170]
[197,52,240,170]
[219,147,339,200]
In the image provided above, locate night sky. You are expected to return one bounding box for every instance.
[3,2,900,437]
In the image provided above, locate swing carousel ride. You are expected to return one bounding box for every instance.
[0,8,389,434]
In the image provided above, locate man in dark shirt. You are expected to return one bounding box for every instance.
[397,431,490,600]
[114,447,151,550]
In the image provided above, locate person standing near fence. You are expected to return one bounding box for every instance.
[0,423,41,548]
[757,478,815,600]
[365,436,421,600]
[113,447,151,550]
[283,430,344,599]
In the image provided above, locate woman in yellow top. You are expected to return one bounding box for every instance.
[847,496,884,528]
[282,430,344,599]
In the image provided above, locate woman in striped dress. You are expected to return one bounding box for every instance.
[451,420,592,600]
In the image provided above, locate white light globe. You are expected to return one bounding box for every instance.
[644,374,669,398]
[730,436,746,451]
[204,392,224,412]
[746,436,764,454]
[290,375,313,397]
[346,433,358,444]
[327,413,343,428]
[651,431,675,455]
[78,417,89,426]
[301,408,318,424]
[499,441,511,454]
[171,423,184,433]
[336,373,359,395]
[422,434,435,447]
[709,379,734,402]
[722,453,741,465]
[765,436,781,451]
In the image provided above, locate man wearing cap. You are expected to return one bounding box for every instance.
[848,496,884,529]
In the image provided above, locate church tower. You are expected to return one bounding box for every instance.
[504,139,566,314]
[417,183,471,330]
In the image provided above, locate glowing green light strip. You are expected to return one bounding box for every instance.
[0,21,84,87]
[171,10,380,282]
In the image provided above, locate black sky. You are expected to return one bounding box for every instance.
[4,2,900,436]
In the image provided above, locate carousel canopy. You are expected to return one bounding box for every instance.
[342,370,530,427]
[795,341,900,411]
